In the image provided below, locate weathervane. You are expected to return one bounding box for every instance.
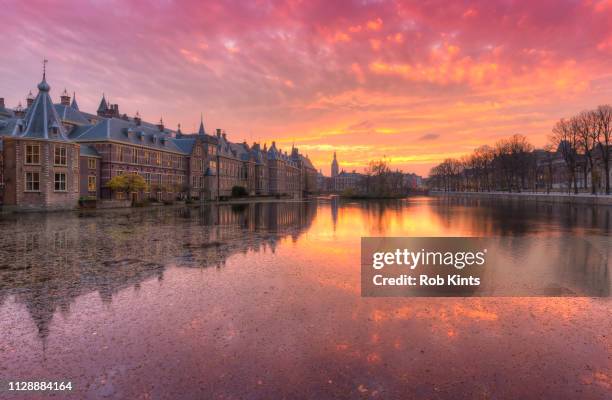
[43,58,48,80]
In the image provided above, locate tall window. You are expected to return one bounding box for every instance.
[54,173,66,191]
[88,158,96,169]
[25,144,40,164]
[54,146,67,165]
[133,148,138,163]
[25,172,40,191]
[88,176,96,192]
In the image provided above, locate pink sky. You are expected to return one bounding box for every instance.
[3,0,612,176]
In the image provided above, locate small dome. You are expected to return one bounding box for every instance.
[37,79,50,92]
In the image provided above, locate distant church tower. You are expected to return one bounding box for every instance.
[331,152,339,178]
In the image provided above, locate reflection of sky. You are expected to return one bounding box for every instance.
[0,198,610,398]
[5,1,612,175]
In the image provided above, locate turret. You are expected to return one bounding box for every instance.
[71,92,79,110]
[198,113,206,135]
[97,94,108,116]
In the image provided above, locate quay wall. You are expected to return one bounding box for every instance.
[430,191,612,206]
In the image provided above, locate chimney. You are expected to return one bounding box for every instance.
[222,132,227,141]
[60,89,70,106]
[26,91,34,107]
[0,98,4,108]
[134,111,141,126]
[157,117,164,132]
[216,128,221,138]
[14,102,25,118]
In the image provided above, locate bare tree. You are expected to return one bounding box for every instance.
[575,111,598,194]
[551,118,579,194]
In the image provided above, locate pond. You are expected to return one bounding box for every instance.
[0,197,610,399]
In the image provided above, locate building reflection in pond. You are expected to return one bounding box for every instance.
[0,201,317,344]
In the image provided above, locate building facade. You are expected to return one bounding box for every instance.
[0,73,317,210]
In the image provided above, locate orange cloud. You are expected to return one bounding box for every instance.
[366,18,383,31]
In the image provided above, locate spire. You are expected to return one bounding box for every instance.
[331,151,339,177]
[198,113,205,135]
[37,58,50,92]
[97,93,108,113]
[70,92,79,110]
[20,73,70,141]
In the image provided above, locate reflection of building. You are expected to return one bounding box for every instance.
[0,201,316,344]
[0,70,317,210]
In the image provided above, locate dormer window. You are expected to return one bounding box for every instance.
[50,121,60,137]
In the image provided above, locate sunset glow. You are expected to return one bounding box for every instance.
[3,0,612,175]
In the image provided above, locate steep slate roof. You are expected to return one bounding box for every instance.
[230,142,250,161]
[97,95,108,113]
[70,93,79,110]
[173,137,197,154]
[0,118,18,136]
[71,117,184,153]
[79,144,101,157]
[19,77,71,141]
[299,154,315,169]
[54,104,89,125]
[0,104,14,118]
[198,114,206,135]
[267,141,280,160]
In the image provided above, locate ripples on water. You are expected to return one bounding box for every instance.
[0,196,610,399]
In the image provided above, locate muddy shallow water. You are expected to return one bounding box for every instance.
[0,197,610,399]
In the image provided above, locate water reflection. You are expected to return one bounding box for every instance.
[0,197,610,399]
[0,202,316,345]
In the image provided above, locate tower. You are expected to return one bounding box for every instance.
[331,151,339,178]
[198,113,206,135]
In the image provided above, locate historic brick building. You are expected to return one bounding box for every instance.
[0,72,317,210]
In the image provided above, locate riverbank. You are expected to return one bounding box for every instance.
[0,196,315,215]
[430,190,612,206]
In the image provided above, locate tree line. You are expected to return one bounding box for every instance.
[428,104,612,195]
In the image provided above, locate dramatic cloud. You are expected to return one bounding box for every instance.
[2,0,612,175]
